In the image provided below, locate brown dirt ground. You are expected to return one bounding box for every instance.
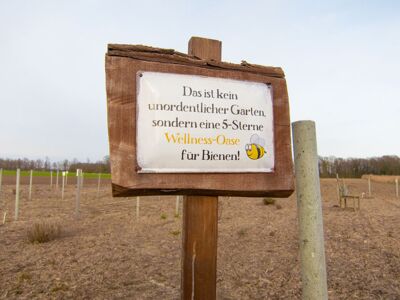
[0,178,399,299]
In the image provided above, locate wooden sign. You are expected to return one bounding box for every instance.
[106,42,294,197]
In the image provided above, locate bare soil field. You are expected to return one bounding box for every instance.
[0,178,399,299]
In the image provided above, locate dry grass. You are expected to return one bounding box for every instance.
[361,174,399,183]
[262,197,276,205]
[26,222,62,243]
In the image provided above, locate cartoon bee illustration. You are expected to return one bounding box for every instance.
[245,134,266,160]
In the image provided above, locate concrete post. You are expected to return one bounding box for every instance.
[292,120,328,300]
[15,169,21,221]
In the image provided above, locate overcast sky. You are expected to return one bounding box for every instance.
[0,0,399,162]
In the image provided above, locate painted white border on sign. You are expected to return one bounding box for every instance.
[136,72,274,173]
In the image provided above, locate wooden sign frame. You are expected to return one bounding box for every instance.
[106,43,294,198]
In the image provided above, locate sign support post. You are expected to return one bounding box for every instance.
[181,37,220,300]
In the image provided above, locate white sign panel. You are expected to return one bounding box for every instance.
[136,72,274,173]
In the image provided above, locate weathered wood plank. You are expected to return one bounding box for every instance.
[105,42,294,197]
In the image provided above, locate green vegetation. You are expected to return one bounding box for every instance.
[2,169,111,179]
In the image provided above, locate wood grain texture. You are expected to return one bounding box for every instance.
[107,43,284,78]
[182,195,218,300]
[181,37,219,300]
[105,41,294,198]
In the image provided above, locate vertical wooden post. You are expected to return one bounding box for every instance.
[395,178,398,198]
[75,169,82,219]
[56,169,59,189]
[28,170,33,201]
[65,171,69,186]
[50,170,53,188]
[96,173,101,199]
[181,37,220,300]
[61,172,65,200]
[292,121,328,300]
[15,169,20,221]
[368,175,371,197]
[175,196,180,216]
[335,173,340,205]
[136,196,140,219]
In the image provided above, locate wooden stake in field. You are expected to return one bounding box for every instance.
[28,169,33,201]
[65,171,69,186]
[181,37,219,300]
[75,169,82,219]
[292,121,328,300]
[136,196,140,219]
[56,169,59,189]
[15,169,21,221]
[335,173,340,204]
[395,178,399,198]
[61,171,66,200]
[96,173,101,199]
[175,196,181,217]
[50,170,53,188]
[368,175,372,197]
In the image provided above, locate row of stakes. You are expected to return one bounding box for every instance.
[0,168,104,222]
[1,169,397,224]
[0,168,183,223]
[364,174,398,198]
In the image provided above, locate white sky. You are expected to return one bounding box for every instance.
[0,0,399,161]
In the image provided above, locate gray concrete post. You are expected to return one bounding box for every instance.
[15,169,21,221]
[292,120,328,300]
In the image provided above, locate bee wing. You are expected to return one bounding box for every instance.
[258,137,265,147]
[250,134,260,144]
